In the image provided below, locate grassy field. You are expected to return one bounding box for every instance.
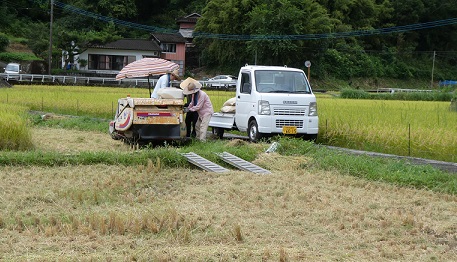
[0,127,456,260]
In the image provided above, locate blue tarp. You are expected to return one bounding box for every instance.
[439,80,457,86]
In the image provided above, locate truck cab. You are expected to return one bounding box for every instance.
[209,65,318,142]
[3,63,22,80]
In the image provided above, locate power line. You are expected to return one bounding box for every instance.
[53,1,176,34]
[52,1,457,41]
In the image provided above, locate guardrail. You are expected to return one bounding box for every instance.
[369,88,434,93]
[0,73,237,89]
[0,73,153,87]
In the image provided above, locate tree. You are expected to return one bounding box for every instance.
[54,23,121,68]
[195,0,335,69]
[246,0,334,66]
[26,23,49,60]
[195,0,259,70]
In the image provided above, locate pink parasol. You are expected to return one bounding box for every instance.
[115,58,179,80]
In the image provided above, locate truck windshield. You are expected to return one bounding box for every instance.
[255,70,311,94]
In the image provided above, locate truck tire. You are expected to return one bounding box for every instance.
[248,120,262,142]
[214,127,225,139]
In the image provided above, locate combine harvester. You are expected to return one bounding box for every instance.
[109,88,187,147]
[109,58,187,147]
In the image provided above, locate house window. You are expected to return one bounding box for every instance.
[161,43,176,53]
[88,55,135,70]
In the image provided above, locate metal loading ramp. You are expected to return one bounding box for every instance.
[181,152,229,173]
[216,152,271,174]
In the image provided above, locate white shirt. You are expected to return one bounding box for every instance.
[151,74,170,98]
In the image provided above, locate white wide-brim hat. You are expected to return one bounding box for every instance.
[169,69,181,80]
[180,77,202,95]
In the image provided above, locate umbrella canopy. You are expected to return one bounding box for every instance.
[115,58,179,80]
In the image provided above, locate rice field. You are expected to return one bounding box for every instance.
[317,96,457,162]
[0,85,455,162]
[0,103,33,150]
[0,85,235,119]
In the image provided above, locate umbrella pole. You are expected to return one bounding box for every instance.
[148,75,151,98]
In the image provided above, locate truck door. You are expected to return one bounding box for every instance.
[235,71,253,131]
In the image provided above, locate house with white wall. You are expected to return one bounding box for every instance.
[74,13,197,77]
[77,39,161,76]
[76,33,187,77]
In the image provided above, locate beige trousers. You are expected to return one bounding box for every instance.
[195,114,212,141]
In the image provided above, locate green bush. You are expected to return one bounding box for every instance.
[340,88,454,101]
[340,88,371,99]
[0,33,9,52]
[0,52,41,63]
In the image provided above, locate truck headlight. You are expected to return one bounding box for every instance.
[258,100,271,115]
[308,102,318,116]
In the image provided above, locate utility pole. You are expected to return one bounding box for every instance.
[48,0,54,75]
[431,51,436,89]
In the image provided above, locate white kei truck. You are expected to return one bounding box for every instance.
[209,65,319,142]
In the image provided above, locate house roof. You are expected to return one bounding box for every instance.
[176,13,201,24]
[151,33,186,44]
[179,28,194,39]
[90,39,161,52]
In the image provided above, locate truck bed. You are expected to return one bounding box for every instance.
[209,112,235,129]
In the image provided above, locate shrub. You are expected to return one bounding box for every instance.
[340,88,371,99]
[0,33,9,52]
[0,52,41,63]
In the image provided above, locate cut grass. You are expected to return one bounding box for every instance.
[1,161,456,260]
[0,123,456,260]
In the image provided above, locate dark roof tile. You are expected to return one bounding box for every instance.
[151,33,186,43]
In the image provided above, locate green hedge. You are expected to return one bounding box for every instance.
[0,52,41,63]
[0,33,9,52]
[340,88,455,101]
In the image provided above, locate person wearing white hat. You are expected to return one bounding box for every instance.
[180,77,214,141]
[151,69,181,99]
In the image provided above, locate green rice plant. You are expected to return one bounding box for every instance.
[0,85,149,119]
[0,85,235,120]
[0,103,33,150]
[318,98,457,162]
[206,90,236,112]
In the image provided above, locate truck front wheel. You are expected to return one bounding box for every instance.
[248,120,262,142]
